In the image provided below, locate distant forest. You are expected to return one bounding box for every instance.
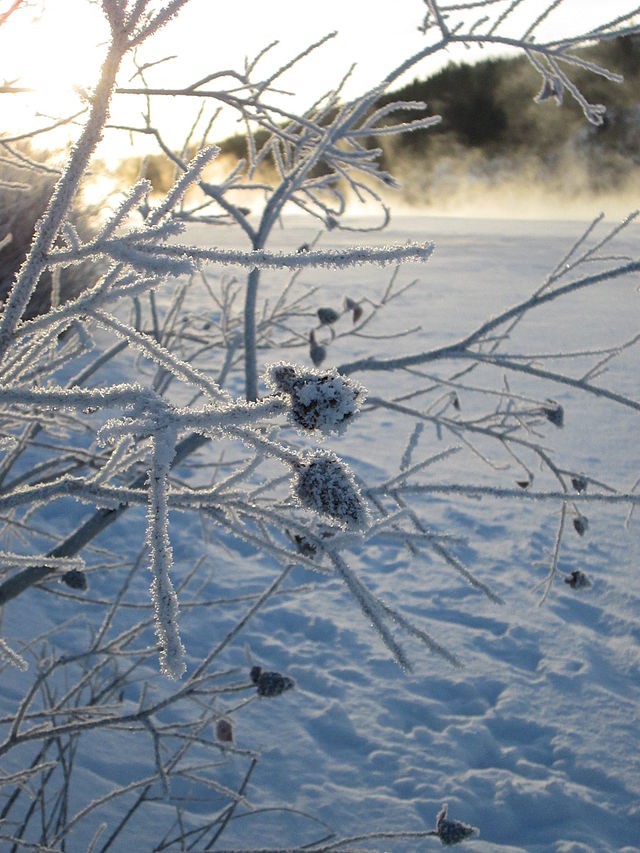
[366,34,640,208]
[134,35,640,212]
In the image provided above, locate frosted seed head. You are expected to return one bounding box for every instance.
[292,450,370,530]
[266,362,366,436]
[436,803,478,846]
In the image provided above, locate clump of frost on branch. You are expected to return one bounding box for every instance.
[291,450,370,530]
[435,803,479,846]
[267,362,366,436]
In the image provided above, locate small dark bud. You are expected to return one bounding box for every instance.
[571,475,588,493]
[325,215,338,230]
[216,719,233,743]
[62,570,87,591]
[451,393,461,411]
[564,570,592,590]
[542,401,564,428]
[436,803,478,846]
[573,515,589,536]
[309,330,326,367]
[516,480,531,490]
[317,307,340,326]
[297,243,310,253]
[345,297,363,323]
[250,666,295,697]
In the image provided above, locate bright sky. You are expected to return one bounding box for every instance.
[0,0,637,159]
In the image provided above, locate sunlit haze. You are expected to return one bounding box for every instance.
[0,0,637,163]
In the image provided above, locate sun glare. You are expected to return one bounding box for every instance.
[0,2,106,139]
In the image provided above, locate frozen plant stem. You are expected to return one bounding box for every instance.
[147,424,186,679]
[244,266,260,401]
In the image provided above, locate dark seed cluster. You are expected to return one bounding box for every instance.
[250,666,295,697]
[542,401,564,427]
[62,570,88,591]
[564,569,592,589]
[435,803,478,846]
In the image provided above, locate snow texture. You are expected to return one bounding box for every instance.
[2,215,639,851]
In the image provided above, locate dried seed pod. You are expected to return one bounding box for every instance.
[571,475,588,493]
[215,719,233,743]
[542,401,564,428]
[309,330,326,367]
[573,515,589,536]
[266,362,366,436]
[317,307,340,326]
[292,451,370,530]
[250,665,295,697]
[344,297,363,323]
[516,480,531,490]
[435,803,478,846]
[62,570,87,591]
[564,569,592,590]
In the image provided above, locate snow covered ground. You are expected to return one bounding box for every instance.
[2,215,639,851]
